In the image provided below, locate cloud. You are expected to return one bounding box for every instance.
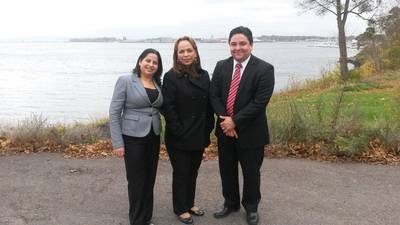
[0,0,368,39]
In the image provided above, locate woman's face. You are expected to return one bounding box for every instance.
[139,53,159,77]
[177,40,197,66]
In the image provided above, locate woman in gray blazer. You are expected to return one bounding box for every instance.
[109,48,163,225]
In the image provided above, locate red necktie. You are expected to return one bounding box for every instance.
[226,63,242,116]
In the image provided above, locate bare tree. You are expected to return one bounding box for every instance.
[298,0,382,80]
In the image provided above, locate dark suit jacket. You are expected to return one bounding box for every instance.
[210,55,275,149]
[162,69,214,150]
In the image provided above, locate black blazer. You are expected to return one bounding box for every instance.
[162,68,214,150]
[210,55,275,148]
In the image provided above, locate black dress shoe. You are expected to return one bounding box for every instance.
[213,206,240,219]
[246,212,259,225]
[177,214,194,224]
[189,207,205,216]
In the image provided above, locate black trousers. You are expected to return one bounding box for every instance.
[217,137,264,213]
[166,145,204,215]
[123,131,160,225]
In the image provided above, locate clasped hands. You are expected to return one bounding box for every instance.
[219,116,238,138]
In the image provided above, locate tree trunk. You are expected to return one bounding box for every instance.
[337,20,349,80]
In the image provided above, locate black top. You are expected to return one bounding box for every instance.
[145,87,159,103]
[161,69,214,150]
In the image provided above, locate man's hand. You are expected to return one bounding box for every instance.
[220,116,238,138]
[114,147,125,157]
[220,116,236,130]
[225,129,238,138]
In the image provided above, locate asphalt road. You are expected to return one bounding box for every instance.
[1,153,399,225]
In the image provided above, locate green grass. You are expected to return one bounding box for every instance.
[267,69,400,157]
[289,89,400,124]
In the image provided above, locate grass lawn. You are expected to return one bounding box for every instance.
[269,73,400,127]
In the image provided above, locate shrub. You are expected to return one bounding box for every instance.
[383,45,400,69]
[4,115,110,149]
[268,82,400,157]
[6,114,52,149]
[360,59,379,76]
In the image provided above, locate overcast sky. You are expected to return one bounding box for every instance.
[0,0,379,39]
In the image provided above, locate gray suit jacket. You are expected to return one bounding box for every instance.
[109,73,163,149]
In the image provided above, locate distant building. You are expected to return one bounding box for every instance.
[69,37,117,42]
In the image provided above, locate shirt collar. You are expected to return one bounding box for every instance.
[233,54,251,70]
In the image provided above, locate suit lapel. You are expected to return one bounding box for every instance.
[222,58,234,100]
[236,55,257,96]
[152,82,162,107]
[131,74,151,104]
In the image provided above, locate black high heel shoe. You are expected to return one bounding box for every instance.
[177,214,194,224]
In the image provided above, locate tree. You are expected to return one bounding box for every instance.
[355,24,383,71]
[379,6,400,42]
[298,0,382,80]
[354,6,400,71]
[379,6,400,69]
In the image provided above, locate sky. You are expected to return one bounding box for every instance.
[0,0,385,40]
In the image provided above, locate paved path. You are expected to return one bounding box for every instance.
[1,153,399,225]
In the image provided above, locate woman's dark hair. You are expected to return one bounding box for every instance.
[173,36,202,78]
[132,48,163,86]
[228,26,253,45]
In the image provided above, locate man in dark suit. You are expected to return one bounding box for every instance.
[210,26,275,225]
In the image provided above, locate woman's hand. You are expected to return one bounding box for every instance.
[114,147,125,157]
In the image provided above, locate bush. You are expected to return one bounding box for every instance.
[348,69,362,80]
[6,114,52,149]
[4,115,110,150]
[268,82,400,158]
[383,44,400,69]
[303,68,342,91]
[360,59,379,76]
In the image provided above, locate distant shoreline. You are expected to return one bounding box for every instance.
[68,35,358,43]
[0,35,358,44]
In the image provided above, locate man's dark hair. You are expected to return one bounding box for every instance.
[228,26,253,45]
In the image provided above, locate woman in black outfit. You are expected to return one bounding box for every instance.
[162,36,214,224]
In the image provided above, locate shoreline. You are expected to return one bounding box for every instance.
[1,69,399,164]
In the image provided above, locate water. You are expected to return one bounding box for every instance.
[0,42,357,124]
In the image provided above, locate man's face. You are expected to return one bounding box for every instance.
[229,33,253,63]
